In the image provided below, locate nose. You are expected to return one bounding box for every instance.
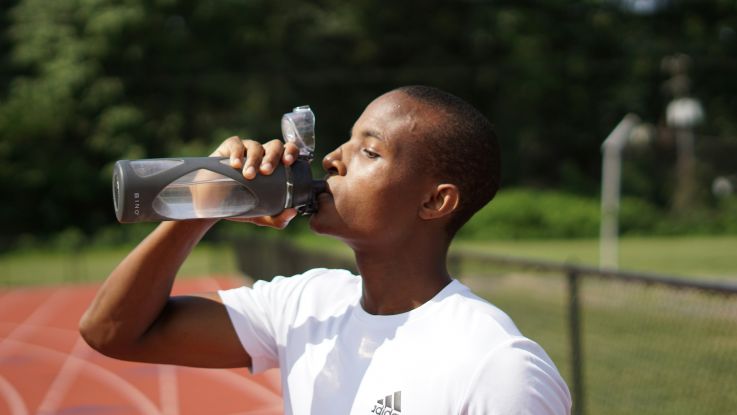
[322,147,347,176]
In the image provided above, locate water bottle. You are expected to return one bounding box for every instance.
[112,106,326,223]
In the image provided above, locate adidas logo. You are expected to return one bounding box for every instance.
[370,391,402,414]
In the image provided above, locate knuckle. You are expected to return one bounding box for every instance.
[264,151,279,162]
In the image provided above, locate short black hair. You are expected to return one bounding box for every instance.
[395,85,501,238]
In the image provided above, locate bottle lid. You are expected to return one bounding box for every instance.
[282,105,316,160]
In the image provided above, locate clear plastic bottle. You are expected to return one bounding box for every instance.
[112,106,325,223]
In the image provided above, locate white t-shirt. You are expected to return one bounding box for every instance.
[219,268,571,415]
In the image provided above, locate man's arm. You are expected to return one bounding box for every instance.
[79,137,298,368]
[78,219,250,367]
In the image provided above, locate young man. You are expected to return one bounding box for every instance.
[81,86,571,414]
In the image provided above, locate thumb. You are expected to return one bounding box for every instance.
[270,208,298,229]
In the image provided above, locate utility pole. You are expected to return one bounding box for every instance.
[600,114,641,269]
[662,54,704,213]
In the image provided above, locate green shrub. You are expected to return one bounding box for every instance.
[618,197,661,235]
[458,188,601,239]
[90,223,158,247]
[459,188,670,240]
[716,197,737,233]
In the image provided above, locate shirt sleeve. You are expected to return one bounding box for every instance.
[218,270,327,373]
[461,338,572,415]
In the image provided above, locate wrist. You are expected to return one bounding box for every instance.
[157,218,219,239]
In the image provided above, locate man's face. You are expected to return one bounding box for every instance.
[309,91,438,247]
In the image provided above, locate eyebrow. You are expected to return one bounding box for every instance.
[350,127,385,141]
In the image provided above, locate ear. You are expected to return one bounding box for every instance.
[419,184,460,220]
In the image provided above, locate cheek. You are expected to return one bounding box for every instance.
[341,170,417,224]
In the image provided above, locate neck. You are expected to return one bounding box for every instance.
[351,236,452,315]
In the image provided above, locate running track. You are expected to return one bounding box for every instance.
[0,276,283,415]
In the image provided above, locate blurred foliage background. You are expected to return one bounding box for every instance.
[1,0,736,250]
[3,5,734,413]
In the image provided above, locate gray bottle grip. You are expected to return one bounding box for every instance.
[113,157,291,222]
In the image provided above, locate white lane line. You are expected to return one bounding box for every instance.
[225,407,282,415]
[0,322,74,338]
[3,338,162,415]
[0,322,165,415]
[0,289,68,357]
[152,276,218,415]
[35,337,88,415]
[0,287,78,415]
[0,290,40,323]
[0,290,24,312]
[0,375,29,415]
[158,364,179,415]
[0,291,11,309]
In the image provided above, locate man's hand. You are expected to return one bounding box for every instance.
[209,136,300,228]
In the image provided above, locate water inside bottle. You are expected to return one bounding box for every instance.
[131,159,184,177]
[152,169,257,219]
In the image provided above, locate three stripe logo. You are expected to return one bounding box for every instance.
[370,391,402,414]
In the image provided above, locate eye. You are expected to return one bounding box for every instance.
[362,148,380,159]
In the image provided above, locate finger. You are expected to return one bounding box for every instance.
[266,208,298,229]
[242,140,265,180]
[227,137,247,169]
[210,136,245,169]
[282,142,299,166]
[228,208,298,229]
[259,139,284,175]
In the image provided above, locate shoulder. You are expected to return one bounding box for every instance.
[223,268,357,296]
[460,338,572,414]
[219,268,360,318]
[287,267,360,295]
[438,281,571,414]
[267,268,359,303]
[438,280,523,342]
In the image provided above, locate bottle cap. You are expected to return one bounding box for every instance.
[282,105,315,160]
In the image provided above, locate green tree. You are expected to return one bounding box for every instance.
[1,0,736,247]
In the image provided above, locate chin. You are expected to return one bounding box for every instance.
[308,195,338,234]
[308,212,334,236]
[307,214,324,234]
[308,211,354,243]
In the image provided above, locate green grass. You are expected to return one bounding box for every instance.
[2,235,735,286]
[292,234,737,280]
[452,235,737,279]
[0,243,239,286]
[291,232,352,257]
[469,274,737,415]
[452,236,737,414]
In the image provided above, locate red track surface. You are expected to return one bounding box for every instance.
[0,276,283,415]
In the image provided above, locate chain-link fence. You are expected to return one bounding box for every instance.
[453,252,737,415]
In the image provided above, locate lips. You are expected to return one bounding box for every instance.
[315,179,333,205]
[321,177,334,196]
[310,182,333,226]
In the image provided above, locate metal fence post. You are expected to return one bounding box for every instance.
[568,270,585,415]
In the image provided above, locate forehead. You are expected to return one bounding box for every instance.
[353,91,441,145]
